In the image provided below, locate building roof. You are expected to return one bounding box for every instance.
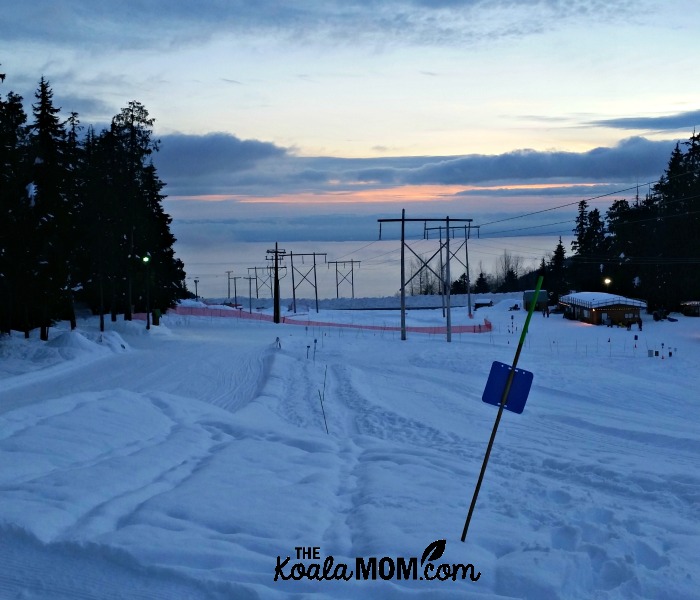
[559,292,646,309]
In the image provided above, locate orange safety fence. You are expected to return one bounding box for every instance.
[157,305,493,335]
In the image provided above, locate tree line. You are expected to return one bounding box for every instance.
[564,131,700,310]
[1,76,187,339]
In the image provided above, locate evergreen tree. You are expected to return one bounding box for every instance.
[75,102,185,322]
[498,268,519,292]
[450,272,469,294]
[0,90,31,334]
[473,271,490,294]
[604,199,635,298]
[75,127,119,328]
[28,77,71,340]
[570,201,607,291]
[548,236,568,303]
[135,162,187,314]
[567,131,700,309]
[584,208,605,255]
[571,200,589,256]
[2,76,187,339]
[108,101,160,320]
[648,135,700,307]
[63,111,83,329]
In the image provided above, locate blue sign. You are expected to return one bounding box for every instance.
[482,361,533,414]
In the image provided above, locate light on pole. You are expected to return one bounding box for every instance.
[142,255,151,330]
[604,277,612,290]
[194,278,199,300]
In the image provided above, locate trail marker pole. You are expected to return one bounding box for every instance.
[318,365,329,434]
[461,275,543,542]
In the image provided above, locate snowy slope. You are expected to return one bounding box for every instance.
[0,301,698,599]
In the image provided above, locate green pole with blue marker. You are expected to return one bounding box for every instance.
[461,275,544,542]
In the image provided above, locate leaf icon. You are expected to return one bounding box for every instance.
[421,539,446,565]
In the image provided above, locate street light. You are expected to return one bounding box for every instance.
[194,278,199,300]
[142,255,151,330]
[604,277,612,288]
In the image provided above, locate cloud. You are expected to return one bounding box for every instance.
[0,0,651,52]
[455,183,628,198]
[157,132,288,193]
[315,137,675,187]
[156,134,679,198]
[51,94,115,123]
[399,137,674,184]
[587,110,700,131]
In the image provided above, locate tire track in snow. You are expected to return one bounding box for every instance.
[7,394,237,544]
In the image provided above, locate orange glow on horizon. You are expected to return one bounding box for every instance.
[484,182,601,191]
[246,185,468,205]
[167,182,605,205]
[168,185,468,205]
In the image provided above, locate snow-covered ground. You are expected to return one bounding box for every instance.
[0,298,698,599]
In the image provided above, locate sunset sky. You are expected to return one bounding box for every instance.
[3,0,700,250]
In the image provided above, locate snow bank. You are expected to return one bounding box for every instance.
[0,328,128,380]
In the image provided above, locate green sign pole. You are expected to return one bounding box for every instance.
[461,275,543,542]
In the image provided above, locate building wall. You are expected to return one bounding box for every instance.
[680,302,700,317]
[561,303,641,326]
[523,290,549,310]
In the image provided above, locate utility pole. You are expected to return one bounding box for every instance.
[232,276,241,306]
[225,270,234,300]
[464,223,479,317]
[379,212,475,342]
[446,216,452,342]
[243,276,255,313]
[328,260,361,299]
[289,251,327,313]
[247,266,274,299]
[401,209,406,340]
[225,271,243,305]
[425,221,479,319]
[439,226,445,317]
[266,243,287,324]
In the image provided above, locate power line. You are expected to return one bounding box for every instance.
[478,186,640,228]
[478,167,700,229]
[481,219,574,237]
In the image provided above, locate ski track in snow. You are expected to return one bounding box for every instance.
[0,304,699,599]
[258,329,698,598]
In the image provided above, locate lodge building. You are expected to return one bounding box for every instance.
[558,292,646,326]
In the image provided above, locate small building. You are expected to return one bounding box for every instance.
[680,301,700,317]
[523,289,549,311]
[473,299,493,310]
[558,292,646,326]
